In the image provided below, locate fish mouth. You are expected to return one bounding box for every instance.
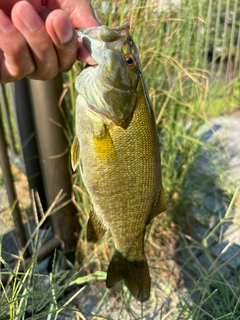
[78,23,130,43]
[81,37,93,53]
[76,23,134,126]
[78,23,130,61]
[84,63,98,69]
[80,37,99,66]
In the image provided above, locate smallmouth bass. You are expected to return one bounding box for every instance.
[71,22,166,302]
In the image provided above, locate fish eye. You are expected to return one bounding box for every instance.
[124,54,137,68]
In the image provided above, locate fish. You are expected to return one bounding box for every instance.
[71,22,166,302]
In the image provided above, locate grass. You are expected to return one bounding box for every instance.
[1,0,240,319]
[0,84,19,154]
[0,190,239,319]
[0,172,3,186]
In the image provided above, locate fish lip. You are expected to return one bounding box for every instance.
[80,37,99,67]
[81,37,100,67]
[81,36,91,51]
[84,64,98,69]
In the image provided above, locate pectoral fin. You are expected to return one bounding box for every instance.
[71,136,80,172]
[87,207,107,242]
[147,187,167,225]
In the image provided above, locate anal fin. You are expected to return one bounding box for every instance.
[87,207,107,243]
[146,187,167,225]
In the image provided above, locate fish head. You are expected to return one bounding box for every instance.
[76,23,141,126]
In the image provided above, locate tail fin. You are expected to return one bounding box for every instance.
[106,250,151,302]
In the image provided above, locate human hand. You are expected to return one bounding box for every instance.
[0,0,99,83]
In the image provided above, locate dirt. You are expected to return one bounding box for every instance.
[0,164,32,234]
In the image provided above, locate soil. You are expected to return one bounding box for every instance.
[0,164,32,234]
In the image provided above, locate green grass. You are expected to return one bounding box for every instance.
[0,84,20,154]
[0,173,4,186]
[1,0,240,319]
[0,191,239,319]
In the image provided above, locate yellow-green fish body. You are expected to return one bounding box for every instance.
[71,23,166,302]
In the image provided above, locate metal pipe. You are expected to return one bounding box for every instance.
[210,0,222,75]
[0,110,28,255]
[219,0,230,76]
[203,0,213,70]
[225,0,238,83]
[14,79,47,213]
[29,76,80,263]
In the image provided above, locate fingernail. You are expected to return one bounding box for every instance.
[54,12,74,44]
[0,10,13,32]
[20,4,42,32]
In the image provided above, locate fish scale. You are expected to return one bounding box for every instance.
[71,22,166,302]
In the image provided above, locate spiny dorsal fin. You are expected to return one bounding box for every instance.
[87,207,107,242]
[71,136,80,172]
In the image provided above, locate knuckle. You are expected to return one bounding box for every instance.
[58,52,76,73]
[55,43,77,72]
[16,61,35,77]
[41,63,59,80]
[22,63,36,77]
[29,66,58,81]
[3,61,36,83]
[11,38,27,57]
[59,61,74,73]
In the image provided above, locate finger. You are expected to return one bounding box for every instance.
[46,0,100,28]
[45,10,78,72]
[46,0,99,64]
[11,1,59,80]
[46,9,97,67]
[0,9,35,83]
